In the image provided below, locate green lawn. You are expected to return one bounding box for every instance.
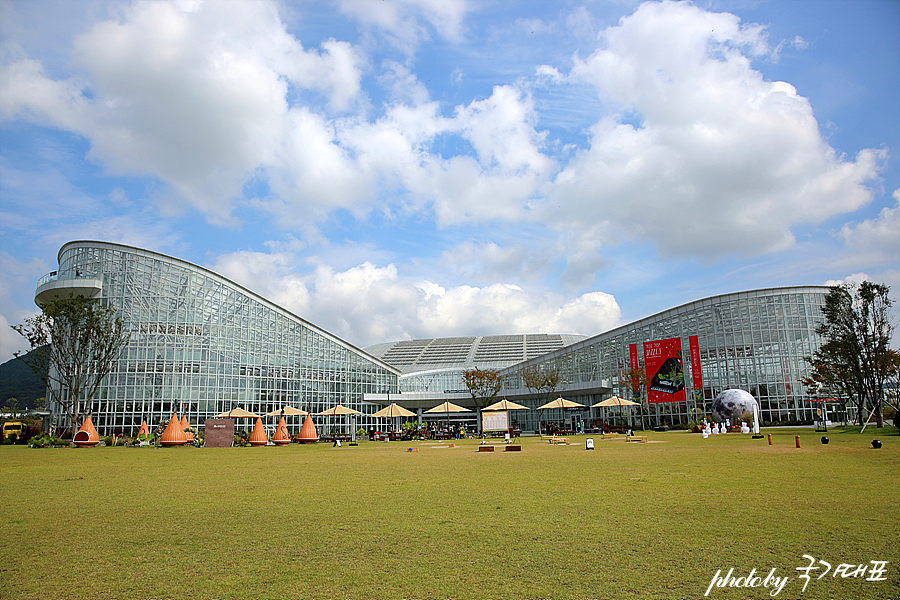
[1,427,897,600]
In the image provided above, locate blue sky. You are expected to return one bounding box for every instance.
[1,0,898,361]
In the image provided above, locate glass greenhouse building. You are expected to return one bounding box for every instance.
[35,241,399,436]
[494,287,830,432]
[34,241,830,436]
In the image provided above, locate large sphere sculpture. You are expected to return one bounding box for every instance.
[711,389,757,423]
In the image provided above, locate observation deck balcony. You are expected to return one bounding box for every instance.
[35,271,103,307]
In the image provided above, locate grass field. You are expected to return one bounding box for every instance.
[1,426,897,600]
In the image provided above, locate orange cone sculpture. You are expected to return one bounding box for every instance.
[160,412,188,446]
[296,413,318,443]
[180,414,194,444]
[248,417,267,446]
[272,417,291,446]
[73,415,100,447]
[137,421,149,437]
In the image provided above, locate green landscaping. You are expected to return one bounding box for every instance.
[1,427,897,600]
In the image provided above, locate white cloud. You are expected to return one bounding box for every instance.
[208,246,622,347]
[439,240,552,283]
[2,0,368,223]
[0,252,45,360]
[336,0,470,49]
[838,189,900,266]
[546,0,883,259]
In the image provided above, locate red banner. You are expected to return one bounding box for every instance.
[689,335,703,399]
[644,337,685,403]
[629,344,638,370]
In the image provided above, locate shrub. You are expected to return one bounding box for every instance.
[28,433,66,448]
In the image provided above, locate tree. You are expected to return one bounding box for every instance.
[521,365,561,406]
[881,349,900,429]
[11,295,130,436]
[810,282,895,427]
[522,365,561,434]
[462,367,503,434]
[623,366,649,430]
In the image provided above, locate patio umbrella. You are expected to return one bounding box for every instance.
[371,403,415,418]
[264,406,308,416]
[592,397,640,407]
[483,398,529,411]
[537,397,585,410]
[424,401,469,435]
[592,397,640,429]
[371,403,415,434]
[536,397,585,434]
[316,404,362,436]
[214,407,260,419]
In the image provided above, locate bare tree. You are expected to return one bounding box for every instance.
[462,367,503,434]
[521,365,561,404]
[522,366,561,434]
[12,295,130,436]
[623,366,649,430]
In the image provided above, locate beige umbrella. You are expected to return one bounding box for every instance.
[371,403,415,418]
[265,406,308,416]
[592,397,640,407]
[592,397,640,430]
[537,397,585,435]
[371,403,416,434]
[483,398,529,411]
[316,404,362,437]
[214,407,260,419]
[316,404,362,416]
[424,401,469,414]
[537,397,585,410]
[425,401,469,434]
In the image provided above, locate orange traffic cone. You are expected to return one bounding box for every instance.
[296,413,318,443]
[272,417,291,446]
[73,415,100,447]
[160,413,188,446]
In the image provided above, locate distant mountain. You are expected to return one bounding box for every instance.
[0,350,48,409]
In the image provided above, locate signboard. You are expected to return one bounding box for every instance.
[203,419,235,447]
[643,337,686,403]
[689,335,703,401]
[482,411,509,432]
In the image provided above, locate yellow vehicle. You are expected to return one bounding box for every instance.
[2,421,24,441]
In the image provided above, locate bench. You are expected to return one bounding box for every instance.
[626,435,648,443]
[549,437,568,445]
[478,445,495,452]
[504,445,521,452]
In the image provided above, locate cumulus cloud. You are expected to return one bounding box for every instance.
[838,188,900,266]
[545,0,883,258]
[2,0,367,223]
[208,248,621,347]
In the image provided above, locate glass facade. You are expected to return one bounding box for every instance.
[41,242,398,436]
[36,242,830,437]
[498,287,829,432]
